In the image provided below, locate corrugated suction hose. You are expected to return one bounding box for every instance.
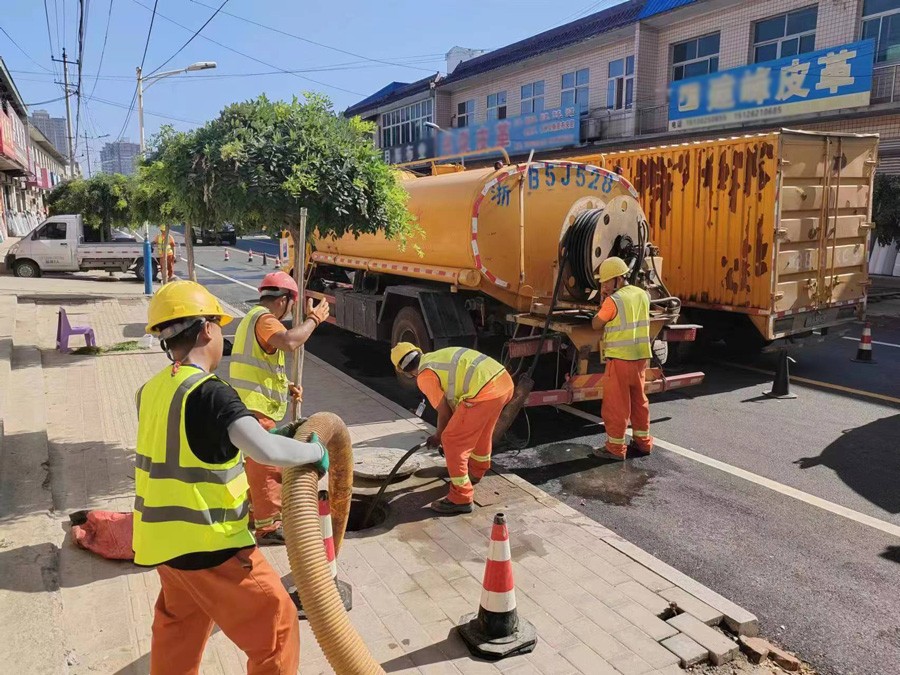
[283,412,384,674]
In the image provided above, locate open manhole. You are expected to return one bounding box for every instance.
[345,495,388,532]
[353,446,424,482]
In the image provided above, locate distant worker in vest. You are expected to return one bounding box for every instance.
[155,227,177,282]
[230,271,330,545]
[390,343,514,514]
[135,280,328,674]
[592,256,653,460]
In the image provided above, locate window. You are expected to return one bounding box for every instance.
[487,91,507,120]
[753,7,817,63]
[607,56,635,110]
[672,33,720,81]
[561,68,590,111]
[862,0,900,63]
[380,99,433,148]
[520,81,545,114]
[456,99,474,127]
[34,222,67,240]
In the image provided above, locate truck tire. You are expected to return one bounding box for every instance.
[391,306,432,389]
[134,257,159,282]
[13,259,41,278]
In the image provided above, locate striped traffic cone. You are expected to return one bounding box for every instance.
[851,322,876,363]
[248,249,254,262]
[275,256,282,270]
[458,513,537,659]
[223,248,230,261]
[289,490,352,619]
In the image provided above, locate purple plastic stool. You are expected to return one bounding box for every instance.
[57,307,96,353]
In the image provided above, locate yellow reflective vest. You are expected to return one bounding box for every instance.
[603,284,652,361]
[155,232,174,256]
[419,347,506,408]
[133,367,254,566]
[229,305,289,420]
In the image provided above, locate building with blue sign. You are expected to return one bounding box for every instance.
[346,0,900,173]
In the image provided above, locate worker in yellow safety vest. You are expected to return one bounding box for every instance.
[135,280,328,673]
[154,228,176,282]
[229,271,330,545]
[591,256,653,460]
[390,343,514,514]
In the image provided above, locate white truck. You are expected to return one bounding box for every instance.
[4,214,160,282]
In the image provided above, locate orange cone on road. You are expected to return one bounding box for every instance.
[458,513,537,659]
[223,248,230,261]
[248,249,254,262]
[275,256,282,270]
[851,322,876,363]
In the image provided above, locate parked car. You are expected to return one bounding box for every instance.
[192,223,237,246]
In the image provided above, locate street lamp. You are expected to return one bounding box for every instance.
[135,60,215,293]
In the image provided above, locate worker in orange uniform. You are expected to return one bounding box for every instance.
[591,256,653,460]
[154,227,176,282]
[135,280,329,674]
[229,271,330,545]
[391,343,514,514]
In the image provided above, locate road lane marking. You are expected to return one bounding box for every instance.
[842,336,900,349]
[181,258,258,292]
[717,361,900,406]
[558,405,900,539]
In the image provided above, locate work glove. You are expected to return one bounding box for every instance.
[306,297,330,326]
[426,434,442,450]
[269,418,308,439]
[288,383,303,401]
[309,432,330,477]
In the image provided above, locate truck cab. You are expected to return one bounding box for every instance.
[12,215,84,275]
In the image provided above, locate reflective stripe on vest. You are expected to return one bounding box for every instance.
[229,306,289,420]
[419,347,506,408]
[603,285,652,361]
[155,235,174,256]
[133,368,254,566]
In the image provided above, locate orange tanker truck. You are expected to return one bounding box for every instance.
[288,159,704,409]
[575,130,877,353]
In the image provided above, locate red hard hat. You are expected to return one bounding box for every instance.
[259,271,299,302]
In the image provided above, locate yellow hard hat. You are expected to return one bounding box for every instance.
[595,257,630,283]
[390,341,421,371]
[146,280,233,335]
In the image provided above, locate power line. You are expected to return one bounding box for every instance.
[0,26,54,72]
[86,93,203,124]
[24,95,69,106]
[115,0,158,142]
[130,0,368,96]
[88,0,113,99]
[149,0,230,76]
[189,0,436,74]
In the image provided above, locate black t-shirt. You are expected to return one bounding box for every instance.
[163,369,256,570]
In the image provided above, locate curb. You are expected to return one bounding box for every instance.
[210,288,760,637]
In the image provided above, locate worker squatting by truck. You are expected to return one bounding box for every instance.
[285,159,705,410]
[577,130,877,353]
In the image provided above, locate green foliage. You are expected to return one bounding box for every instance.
[47,173,137,239]
[873,174,900,248]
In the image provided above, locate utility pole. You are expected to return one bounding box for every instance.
[83,130,91,177]
[52,49,77,178]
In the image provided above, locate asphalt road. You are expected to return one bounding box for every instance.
[183,240,900,675]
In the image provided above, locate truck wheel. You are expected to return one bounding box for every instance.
[391,306,432,389]
[134,258,159,282]
[14,259,40,278]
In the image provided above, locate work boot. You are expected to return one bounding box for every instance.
[628,443,652,458]
[429,498,473,515]
[256,526,286,546]
[470,475,483,486]
[592,447,626,461]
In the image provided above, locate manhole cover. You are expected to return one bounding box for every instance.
[353,447,424,481]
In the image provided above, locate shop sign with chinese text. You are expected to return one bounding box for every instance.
[668,40,875,131]
[440,107,580,159]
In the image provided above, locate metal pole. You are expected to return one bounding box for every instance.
[61,49,76,178]
[290,207,308,421]
[83,130,91,177]
[137,66,146,154]
[137,65,153,295]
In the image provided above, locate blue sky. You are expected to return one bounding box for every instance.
[0,0,622,169]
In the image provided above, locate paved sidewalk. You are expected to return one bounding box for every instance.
[0,279,772,675]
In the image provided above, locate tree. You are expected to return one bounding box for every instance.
[47,173,136,241]
[873,174,900,248]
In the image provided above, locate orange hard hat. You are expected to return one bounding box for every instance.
[259,271,299,302]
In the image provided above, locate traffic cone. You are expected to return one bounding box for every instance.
[262,252,268,266]
[223,248,230,261]
[851,322,876,363]
[289,490,352,619]
[458,513,537,659]
[275,256,282,270]
[763,350,797,399]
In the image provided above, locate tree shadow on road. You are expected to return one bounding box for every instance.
[795,414,900,514]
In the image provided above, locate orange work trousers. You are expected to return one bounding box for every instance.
[151,547,299,675]
[158,254,175,280]
[442,386,514,505]
[601,358,653,455]
[246,414,282,535]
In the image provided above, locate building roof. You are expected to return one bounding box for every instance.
[29,124,67,164]
[638,0,699,19]
[344,74,438,118]
[0,57,29,118]
[440,1,646,85]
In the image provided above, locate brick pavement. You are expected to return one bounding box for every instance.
[0,281,770,674]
